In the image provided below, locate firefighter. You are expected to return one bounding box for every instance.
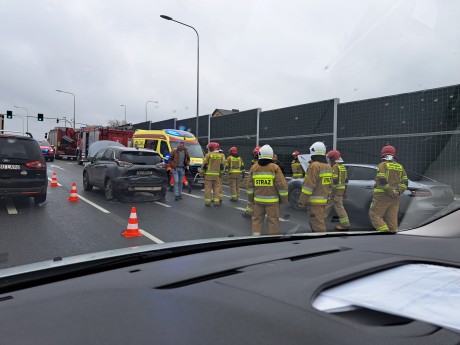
[369,145,408,232]
[247,145,288,236]
[298,142,333,232]
[325,150,350,230]
[217,146,226,204]
[200,142,225,207]
[226,147,245,201]
[291,151,304,178]
[242,146,260,218]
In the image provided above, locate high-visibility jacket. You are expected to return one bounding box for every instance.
[299,161,333,206]
[373,160,408,196]
[291,159,304,178]
[247,161,288,205]
[331,163,348,196]
[201,151,225,180]
[226,155,245,178]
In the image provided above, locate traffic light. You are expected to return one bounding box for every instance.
[56,118,59,123]
[6,110,12,119]
[38,113,44,121]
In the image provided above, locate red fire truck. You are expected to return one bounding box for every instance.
[77,126,134,165]
[47,127,79,160]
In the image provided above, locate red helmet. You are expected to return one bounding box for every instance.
[326,150,341,161]
[207,142,219,151]
[253,146,260,155]
[229,147,238,154]
[292,151,300,156]
[381,145,396,157]
[215,143,221,150]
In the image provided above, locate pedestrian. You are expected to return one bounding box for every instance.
[325,150,350,230]
[168,140,190,201]
[218,146,226,204]
[291,151,305,178]
[242,146,260,218]
[273,154,286,175]
[200,142,225,207]
[297,142,333,232]
[226,146,245,201]
[247,145,288,236]
[369,145,408,232]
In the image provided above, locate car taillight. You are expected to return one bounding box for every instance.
[26,161,45,169]
[115,160,133,168]
[407,187,432,197]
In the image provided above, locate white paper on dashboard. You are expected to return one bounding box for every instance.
[313,264,460,332]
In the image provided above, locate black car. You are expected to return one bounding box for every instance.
[0,133,47,204]
[82,146,167,201]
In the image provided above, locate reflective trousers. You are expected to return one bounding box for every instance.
[170,173,188,187]
[252,203,280,235]
[325,195,350,227]
[369,194,399,231]
[229,175,241,200]
[307,205,327,233]
[204,177,220,205]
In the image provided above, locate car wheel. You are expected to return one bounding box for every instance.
[83,172,93,191]
[104,178,116,201]
[50,157,54,162]
[34,193,47,204]
[289,187,302,210]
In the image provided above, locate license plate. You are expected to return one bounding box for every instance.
[137,171,153,175]
[0,164,20,170]
[133,186,162,191]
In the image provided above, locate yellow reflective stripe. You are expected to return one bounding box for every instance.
[205,198,212,202]
[339,217,349,224]
[336,186,346,190]
[253,172,275,177]
[254,196,279,203]
[377,225,390,231]
[302,187,313,195]
[205,171,220,176]
[292,163,302,166]
[247,188,254,194]
[229,170,241,173]
[293,173,304,177]
[279,190,288,196]
[309,198,328,204]
[319,171,333,177]
[374,189,385,193]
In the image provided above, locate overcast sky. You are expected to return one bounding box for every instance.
[1,0,459,137]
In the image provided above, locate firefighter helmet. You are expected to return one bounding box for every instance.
[292,150,300,156]
[309,142,327,156]
[207,142,219,152]
[381,145,396,158]
[326,150,343,163]
[258,145,274,160]
[229,147,238,154]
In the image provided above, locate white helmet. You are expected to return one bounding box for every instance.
[258,145,274,160]
[310,142,327,156]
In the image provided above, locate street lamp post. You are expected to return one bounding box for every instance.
[56,90,76,130]
[160,15,200,138]
[145,100,159,122]
[14,105,29,132]
[121,105,127,124]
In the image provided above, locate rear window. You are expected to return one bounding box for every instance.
[37,140,50,146]
[0,137,43,161]
[348,166,376,180]
[120,151,162,165]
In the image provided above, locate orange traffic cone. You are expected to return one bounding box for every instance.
[68,182,79,202]
[50,172,59,187]
[122,207,143,237]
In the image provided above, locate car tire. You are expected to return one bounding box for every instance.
[289,187,303,210]
[49,158,54,162]
[83,172,93,191]
[34,193,47,204]
[104,178,116,201]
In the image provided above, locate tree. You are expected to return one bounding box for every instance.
[107,119,127,128]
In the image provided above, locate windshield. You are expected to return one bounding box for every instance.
[0,1,459,271]
[170,141,205,158]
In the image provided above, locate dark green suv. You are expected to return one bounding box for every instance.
[0,133,47,204]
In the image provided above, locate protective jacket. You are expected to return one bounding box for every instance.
[226,155,245,178]
[299,159,333,206]
[291,159,304,178]
[373,160,408,197]
[201,151,225,180]
[331,163,348,196]
[247,159,288,205]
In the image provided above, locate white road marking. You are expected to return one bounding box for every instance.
[76,194,111,213]
[47,177,63,187]
[6,199,18,215]
[50,165,65,170]
[181,193,203,199]
[235,207,289,221]
[154,201,171,208]
[139,229,164,243]
[235,207,247,212]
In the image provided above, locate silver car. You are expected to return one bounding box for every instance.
[288,164,455,229]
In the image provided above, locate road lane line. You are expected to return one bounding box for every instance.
[235,207,246,212]
[6,199,18,215]
[235,206,289,221]
[47,177,63,187]
[154,201,171,208]
[76,194,111,213]
[139,229,164,243]
[181,193,203,199]
[50,165,65,170]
